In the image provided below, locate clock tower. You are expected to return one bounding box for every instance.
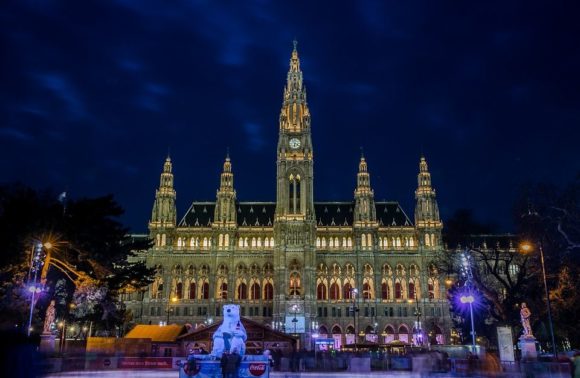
[273,41,317,342]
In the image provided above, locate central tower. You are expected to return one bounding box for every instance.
[274,41,317,341]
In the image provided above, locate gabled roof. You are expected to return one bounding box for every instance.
[177,317,297,343]
[179,201,413,228]
[125,324,187,343]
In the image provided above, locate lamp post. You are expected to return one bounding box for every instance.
[350,288,358,351]
[460,292,476,353]
[165,296,177,325]
[412,299,423,346]
[460,251,476,354]
[520,241,557,358]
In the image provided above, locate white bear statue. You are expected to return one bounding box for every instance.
[211,304,247,358]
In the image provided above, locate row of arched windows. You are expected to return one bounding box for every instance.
[168,233,434,250]
[174,235,276,249]
[315,263,441,301]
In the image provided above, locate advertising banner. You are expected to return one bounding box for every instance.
[118,357,173,369]
[179,358,270,378]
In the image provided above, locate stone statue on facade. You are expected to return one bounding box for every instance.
[520,302,533,338]
[43,300,56,334]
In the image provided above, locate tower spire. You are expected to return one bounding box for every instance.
[414,155,442,247]
[280,40,310,132]
[150,156,177,245]
[215,153,237,225]
[354,154,376,223]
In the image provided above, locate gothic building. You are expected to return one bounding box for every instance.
[125,42,451,349]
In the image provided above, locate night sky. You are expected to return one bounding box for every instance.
[1,1,579,233]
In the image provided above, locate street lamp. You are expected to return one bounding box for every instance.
[350,288,359,351]
[459,291,476,354]
[459,250,476,354]
[411,299,423,346]
[166,296,178,324]
[520,241,557,358]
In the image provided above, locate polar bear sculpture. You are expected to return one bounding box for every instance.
[211,304,247,358]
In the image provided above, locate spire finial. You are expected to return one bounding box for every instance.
[293,38,298,52]
[226,146,230,160]
[360,146,365,159]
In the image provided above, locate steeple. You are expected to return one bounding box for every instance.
[214,153,237,225]
[414,155,442,247]
[280,40,311,132]
[354,154,376,223]
[275,41,315,220]
[150,156,177,230]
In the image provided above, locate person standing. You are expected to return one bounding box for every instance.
[225,348,242,378]
[220,350,230,378]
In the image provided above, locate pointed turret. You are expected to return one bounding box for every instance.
[214,153,237,226]
[279,40,311,132]
[354,153,376,223]
[414,155,442,248]
[150,156,177,246]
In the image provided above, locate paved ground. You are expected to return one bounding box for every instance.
[45,370,454,378]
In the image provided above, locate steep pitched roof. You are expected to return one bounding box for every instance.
[179,201,413,228]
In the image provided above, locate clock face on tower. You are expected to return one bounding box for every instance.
[289,138,301,149]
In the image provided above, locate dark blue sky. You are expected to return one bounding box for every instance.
[1,1,579,233]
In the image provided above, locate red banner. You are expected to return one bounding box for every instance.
[118,357,173,369]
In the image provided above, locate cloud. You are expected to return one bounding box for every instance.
[32,72,86,119]
[242,122,266,152]
[0,127,34,141]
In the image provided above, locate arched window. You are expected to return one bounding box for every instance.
[361,235,367,248]
[343,282,353,300]
[409,237,415,247]
[330,282,340,300]
[329,238,334,248]
[237,282,247,300]
[347,237,352,248]
[408,281,415,300]
[269,237,274,247]
[224,234,229,247]
[250,282,261,300]
[219,282,228,299]
[428,279,435,299]
[381,282,390,300]
[175,282,183,299]
[218,234,223,247]
[201,281,209,300]
[395,281,402,299]
[189,282,196,300]
[367,234,372,248]
[289,272,301,296]
[362,282,372,299]
[316,237,321,247]
[156,234,161,246]
[317,283,327,300]
[425,234,431,247]
[264,282,273,300]
[161,234,166,246]
[177,237,183,247]
[289,173,301,214]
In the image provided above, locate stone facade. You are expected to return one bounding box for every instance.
[124,42,451,349]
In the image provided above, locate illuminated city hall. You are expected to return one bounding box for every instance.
[125,42,450,349]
